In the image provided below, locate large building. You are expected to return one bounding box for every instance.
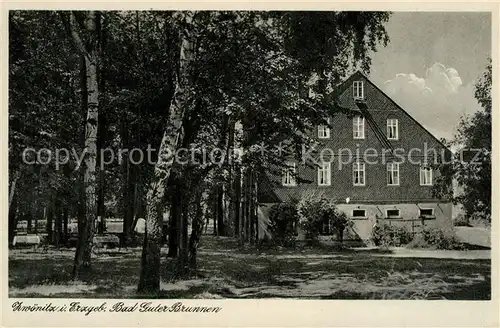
[258,71,453,244]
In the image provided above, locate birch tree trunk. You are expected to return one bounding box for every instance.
[66,11,100,278]
[73,52,98,276]
[188,184,209,273]
[138,12,194,294]
[96,16,107,235]
[233,121,243,239]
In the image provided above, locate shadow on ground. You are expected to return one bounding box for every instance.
[9,236,491,300]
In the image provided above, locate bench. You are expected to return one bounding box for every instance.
[12,234,49,252]
[93,234,120,249]
[13,234,41,246]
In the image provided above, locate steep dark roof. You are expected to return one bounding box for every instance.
[352,70,450,151]
[258,71,452,204]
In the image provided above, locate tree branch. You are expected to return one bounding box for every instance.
[68,11,88,56]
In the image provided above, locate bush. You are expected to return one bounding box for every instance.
[268,201,298,248]
[372,223,413,247]
[416,227,464,250]
[297,194,327,241]
[468,212,491,228]
[325,207,349,242]
[453,214,471,227]
[297,191,349,243]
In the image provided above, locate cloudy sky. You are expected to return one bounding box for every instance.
[368,12,491,141]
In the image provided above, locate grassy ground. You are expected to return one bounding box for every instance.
[9,236,490,300]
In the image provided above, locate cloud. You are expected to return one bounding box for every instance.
[383,63,480,141]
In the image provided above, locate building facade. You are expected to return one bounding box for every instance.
[258,71,453,243]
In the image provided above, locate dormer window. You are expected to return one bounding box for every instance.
[353,81,364,100]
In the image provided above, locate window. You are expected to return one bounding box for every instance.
[353,81,364,100]
[353,116,365,139]
[387,163,400,186]
[387,119,399,140]
[352,209,366,218]
[353,162,365,186]
[419,208,434,217]
[318,162,331,186]
[318,118,330,139]
[386,209,400,218]
[282,162,296,186]
[420,166,433,186]
[322,219,333,235]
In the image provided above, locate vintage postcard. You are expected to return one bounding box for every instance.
[2,1,499,327]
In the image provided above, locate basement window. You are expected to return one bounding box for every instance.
[419,208,434,217]
[352,209,366,218]
[386,209,400,218]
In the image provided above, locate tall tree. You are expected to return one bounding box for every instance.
[9,11,83,244]
[138,11,195,293]
[169,10,392,266]
[10,10,391,292]
[434,59,492,222]
[62,11,101,277]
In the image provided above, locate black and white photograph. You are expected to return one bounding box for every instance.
[7,9,492,304]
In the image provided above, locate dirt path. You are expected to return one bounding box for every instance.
[455,227,491,248]
[377,248,490,260]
